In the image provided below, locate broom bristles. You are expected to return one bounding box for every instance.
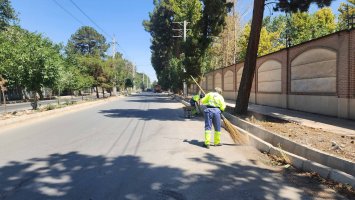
[222,116,248,144]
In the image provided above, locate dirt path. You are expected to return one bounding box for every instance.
[225,106,355,162]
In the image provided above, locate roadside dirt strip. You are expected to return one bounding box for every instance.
[175,95,355,189]
[0,96,121,129]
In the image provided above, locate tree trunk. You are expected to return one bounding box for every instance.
[102,88,104,98]
[234,0,265,115]
[96,86,99,98]
[1,90,6,113]
[38,90,44,100]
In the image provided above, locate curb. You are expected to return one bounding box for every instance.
[0,96,121,128]
[175,95,355,188]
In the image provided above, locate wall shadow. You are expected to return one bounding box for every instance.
[0,152,349,200]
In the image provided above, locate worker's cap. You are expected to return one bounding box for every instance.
[214,87,222,94]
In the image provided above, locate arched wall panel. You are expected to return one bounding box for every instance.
[258,60,282,93]
[291,48,337,93]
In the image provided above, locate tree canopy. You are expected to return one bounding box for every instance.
[144,0,232,92]
[0,0,17,30]
[0,26,62,97]
[66,26,109,57]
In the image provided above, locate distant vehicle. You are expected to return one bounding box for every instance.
[154,84,162,93]
[146,88,152,92]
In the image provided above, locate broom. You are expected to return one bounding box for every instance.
[190,75,248,144]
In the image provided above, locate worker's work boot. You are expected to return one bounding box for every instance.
[214,131,221,146]
[204,130,212,149]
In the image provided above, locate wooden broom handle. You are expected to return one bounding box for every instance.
[190,75,206,95]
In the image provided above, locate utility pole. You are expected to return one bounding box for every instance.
[173,20,190,96]
[133,64,136,92]
[143,73,145,91]
[173,20,190,42]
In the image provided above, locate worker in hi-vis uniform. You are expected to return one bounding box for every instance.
[200,87,226,149]
[189,93,204,116]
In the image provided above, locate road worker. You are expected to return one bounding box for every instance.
[200,87,226,149]
[189,93,204,116]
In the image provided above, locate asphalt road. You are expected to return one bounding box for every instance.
[0,93,349,200]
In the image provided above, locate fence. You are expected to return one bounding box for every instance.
[190,29,355,120]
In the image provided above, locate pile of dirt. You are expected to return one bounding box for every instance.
[225,106,355,162]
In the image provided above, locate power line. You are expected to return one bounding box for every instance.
[52,0,85,26]
[55,0,130,60]
[69,0,112,39]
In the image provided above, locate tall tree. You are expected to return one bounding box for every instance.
[337,0,355,30]
[143,0,176,90]
[289,7,336,45]
[234,0,334,115]
[66,26,109,57]
[0,0,17,30]
[144,0,232,90]
[77,56,105,98]
[0,26,62,100]
[238,22,284,61]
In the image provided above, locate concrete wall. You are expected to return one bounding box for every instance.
[193,29,354,120]
[224,70,234,91]
[291,48,336,93]
[256,93,285,108]
[215,73,222,89]
[351,99,355,119]
[207,75,213,91]
[258,60,282,93]
[288,95,338,116]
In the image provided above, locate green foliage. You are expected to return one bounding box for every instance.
[56,57,94,95]
[135,72,150,91]
[199,0,233,51]
[337,0,355,30]
[238,22,284,60]
[144,0,231,91]
[290,7,336,45]
[143,0,176,90]
[0,0,17,30]
[66,26,109,57]
[273,0,334,12]
[0,26,62,96]
[125,78,133,89]
[45,103,56,111]
[108,53,135,91]
[237,7,336,60]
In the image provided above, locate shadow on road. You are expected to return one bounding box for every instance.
[183,139,238,148]
[0,152,348,199]
[98,107,202,122]
[99,108,181,121]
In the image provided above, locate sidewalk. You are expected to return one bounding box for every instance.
[225,100,355,136]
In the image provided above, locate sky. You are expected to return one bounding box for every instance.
[11,0,346,82]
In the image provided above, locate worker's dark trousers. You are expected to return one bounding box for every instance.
[204,108,222,145]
